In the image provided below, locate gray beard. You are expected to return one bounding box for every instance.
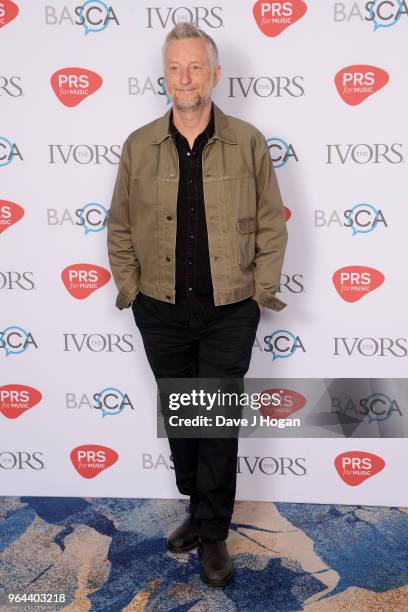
[172,88,212,112]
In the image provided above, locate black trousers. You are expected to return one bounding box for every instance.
[132,295,260,541]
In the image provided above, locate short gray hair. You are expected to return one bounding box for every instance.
[162,22,219,71]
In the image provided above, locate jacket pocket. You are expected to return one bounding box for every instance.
[236,216,257,268]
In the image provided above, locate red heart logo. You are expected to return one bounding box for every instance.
[284,206,292,222]
[0,200,24,235]
[61,263,111,299]
[0,384,42,419]
[259,387,306,418]
[253,0,307,37]
[335,65,389,106]
[332,266,384,303]
[335,451,385,486]
[51,68,103,107]
[70,445,119,479]
[0,0,19,29]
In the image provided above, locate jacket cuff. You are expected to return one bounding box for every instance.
[115,286,139,310]
[252,287,287,311]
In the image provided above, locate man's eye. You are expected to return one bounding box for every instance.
[191,65,201,71]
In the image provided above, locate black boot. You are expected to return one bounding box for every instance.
[166,515,200,552]
[198,540,234,586]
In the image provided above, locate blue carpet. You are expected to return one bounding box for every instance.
[0,497,407,611]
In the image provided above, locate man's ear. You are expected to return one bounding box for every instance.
[212,64,221,88]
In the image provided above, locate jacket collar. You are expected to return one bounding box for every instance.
[150,101,237,145]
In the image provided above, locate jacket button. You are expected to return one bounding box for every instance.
[166,256,171,262]
[166,215,172,221]
[166,295,171,300]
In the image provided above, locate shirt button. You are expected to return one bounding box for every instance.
[190,234,194,239]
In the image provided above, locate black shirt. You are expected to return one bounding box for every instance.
[136,103,251,327]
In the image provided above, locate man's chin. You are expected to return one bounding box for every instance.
[173,96,200,110]
[172,93,210,111]
[174,100,201,111]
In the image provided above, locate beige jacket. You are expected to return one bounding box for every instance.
[107,103,288,311]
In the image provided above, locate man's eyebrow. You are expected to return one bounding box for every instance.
[167,60,203,64]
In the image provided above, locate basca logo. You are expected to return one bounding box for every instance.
[47,203,108,234]
[128,76,171,105]
[332,266,384,302]
[0,271,35,291]
[0,200,24,234]
[237,455,307,475]
[146,6,223,28]
[334,451,385,486]
[0,0,19,29]
[61,263,111,299]
[51,68,103,107]
[142,453,175,470]
[263,329,306,360]
[278,273,304,294]
[333,337,408,357]
[333,1,408,31]
[66,388,135,417]
[70,444,118,478]
[228,76,304,98]
[314,203,388,235]
[258,388,306,419]
[45,3,119,34]
[252,0,307,36]
[0,76,23,97]
[0,136,23,167]
[334,65,389,105]
[49,144,120,165]
[326,142,403,164]
[267,137,299,168]
[284,206,291,221]
[0,451,45,470]
[0,385,42,419]
[63,333,135,352]
[0,326,38,357]
[332,393,402,424]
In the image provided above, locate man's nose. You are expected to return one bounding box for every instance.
[180,67,192,84]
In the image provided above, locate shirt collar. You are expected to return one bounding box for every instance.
[151,102,237,145]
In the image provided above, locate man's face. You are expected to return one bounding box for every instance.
[164,37,220,111]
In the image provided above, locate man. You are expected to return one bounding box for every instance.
[107,22,288,587]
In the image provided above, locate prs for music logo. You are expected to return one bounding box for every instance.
[335,451,385,486]
[51,68,103,107]
[61,264,111,299]
[70,445,119,478]
[335,65,389,106]
[332,266,384,303]
[0,1,19,29]
[253,0,307,37]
